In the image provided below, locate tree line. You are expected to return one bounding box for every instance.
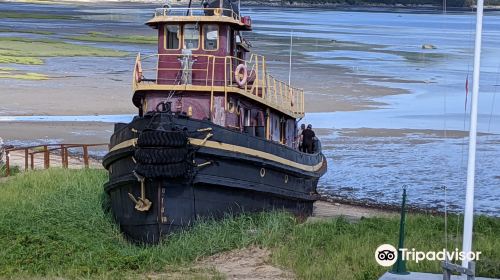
[276,0,500,7]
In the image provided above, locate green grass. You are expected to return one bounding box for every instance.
[272,215,500,279]
[0,37,128,65]
[0,11,75,20]
[0,67,49,80]
[0,72,49,80]
[0,56,44,65]
[66,31,157,45]
[0,28,55,35]
[0,169,498,280]
[0,169,295,279]
[0,165,20,177]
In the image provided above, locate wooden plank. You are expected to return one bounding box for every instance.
[24,149,28,171]
[43,145,49,169]
[83,146,89,168]
[5,151,10,176]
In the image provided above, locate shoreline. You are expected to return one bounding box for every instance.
[318,193,456,217]
[5,0,500,10]
[2,122,499,217]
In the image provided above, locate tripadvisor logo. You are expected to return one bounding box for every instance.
[375,244,482,267]
[375,244,398,267]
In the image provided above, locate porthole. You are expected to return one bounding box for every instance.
[260,168,266,177]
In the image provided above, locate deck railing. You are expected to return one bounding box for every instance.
[133,53,305,117]
[153,7,241,22]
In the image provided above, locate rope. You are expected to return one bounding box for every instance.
[487,63,500,136]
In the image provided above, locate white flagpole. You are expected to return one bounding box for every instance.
[461,0,484,269]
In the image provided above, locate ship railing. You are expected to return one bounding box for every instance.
[226,54,305,116]
[133,53,305,117]
[136,53,218,86]
[153,7,241,22]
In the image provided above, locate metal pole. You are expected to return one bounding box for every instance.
[186,0,192,16]
[288,29,293,86]
[392,186,408,274]
[462,0,484,269]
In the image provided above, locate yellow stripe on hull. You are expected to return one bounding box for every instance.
[109,138,324,172]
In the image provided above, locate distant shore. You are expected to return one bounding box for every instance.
[4,0,500,10]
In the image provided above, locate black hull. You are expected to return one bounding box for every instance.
[103,113,327,244]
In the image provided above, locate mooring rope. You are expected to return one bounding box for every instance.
[487,63,500,137]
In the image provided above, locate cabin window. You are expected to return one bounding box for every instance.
[203,24,219,51]
[183,24,200,50]
[164,25,180,50]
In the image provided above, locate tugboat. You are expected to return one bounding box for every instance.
[103,0,327,244]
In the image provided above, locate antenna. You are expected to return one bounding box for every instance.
[462,0,484,269]
[186,0,192,16]
[288,29,293,86]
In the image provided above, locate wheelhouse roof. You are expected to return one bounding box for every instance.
[146,7,251,31]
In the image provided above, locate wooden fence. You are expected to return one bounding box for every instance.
[3,143,109,177]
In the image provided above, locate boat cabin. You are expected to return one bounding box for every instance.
[132,2,305,148]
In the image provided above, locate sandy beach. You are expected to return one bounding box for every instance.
[0,121,113,144]
[0,1,416,117]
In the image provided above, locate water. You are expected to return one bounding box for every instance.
[0,3,499,215]
[0,114,134,123]
[245,7,500,215]
[248,8,500,128]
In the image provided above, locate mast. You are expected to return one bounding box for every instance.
[461,0,484,269]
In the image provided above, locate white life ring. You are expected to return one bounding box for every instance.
[235,64,248,87]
